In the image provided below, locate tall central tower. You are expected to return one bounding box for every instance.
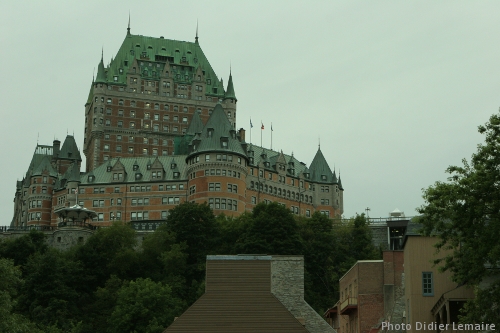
[83,25,237,172]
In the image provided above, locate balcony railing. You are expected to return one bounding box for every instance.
[340,297,358,315]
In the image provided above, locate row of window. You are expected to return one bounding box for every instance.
[250,182,314,203]
[208,198,238,211]
[104,145,173,156]
[188,154,243,165]
[205,169,241,178]
[96,118,187,133]
[104,135,172,145]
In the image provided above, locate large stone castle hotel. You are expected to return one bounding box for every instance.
[10,25,344,228]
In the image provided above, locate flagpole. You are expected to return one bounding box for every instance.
[271,122,273,150]
[250,118,252,144]
[261,121,263,147]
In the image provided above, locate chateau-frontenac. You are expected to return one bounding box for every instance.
[10,25,343,228]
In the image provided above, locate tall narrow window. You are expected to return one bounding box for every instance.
[422,272,434,296]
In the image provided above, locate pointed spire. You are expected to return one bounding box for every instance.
[225,65,237,101]
[95,49,107,84]
[195,20,199,44]
[127,12,131,36]
[338,172,344,190]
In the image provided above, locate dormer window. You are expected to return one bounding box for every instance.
[207,128,214,138]
[88,175,95,183]
[321,175,327,181]
[147,164,151,170]
[171,163,176,169]
[265,162,270,167]
[107,166,112,172]
[304,172,310,179]
[173,172,180,178]
[135,173,142,180]
[220,137,228,149]
[133,164,139,171]
[249,157,254,164]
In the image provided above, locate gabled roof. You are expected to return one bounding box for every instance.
[59,135,82,161]
[189,104,246,157]
[309,148,334,183]
[32,156,58,177]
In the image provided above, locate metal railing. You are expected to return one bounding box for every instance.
[0,225,57,232]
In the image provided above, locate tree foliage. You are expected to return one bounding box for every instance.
[0,200,384,329]
[418,112,500,325]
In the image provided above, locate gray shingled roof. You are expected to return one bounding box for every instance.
[188,103,246,157]
[79,156,188,184]
[59,135,82,161]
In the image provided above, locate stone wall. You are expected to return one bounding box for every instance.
[271,256,336,333]
[370,225,388,250]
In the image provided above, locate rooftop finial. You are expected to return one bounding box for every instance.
[101,47,103,61]
[127,12,131,35]
[195,19,199,44]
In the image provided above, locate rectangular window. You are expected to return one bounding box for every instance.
[422,272,434,296]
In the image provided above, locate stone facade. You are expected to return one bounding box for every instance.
[271,256,336,333]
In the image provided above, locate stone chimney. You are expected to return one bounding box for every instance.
[53,139,61,158]
[238,128,246,142]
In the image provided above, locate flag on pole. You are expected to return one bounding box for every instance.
[271,123,273,131]
[261,122,264,130]
[250,118,253,128]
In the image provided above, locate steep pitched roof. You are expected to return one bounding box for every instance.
[186,111,204,135]
[189,104,246,157]
[59,135,82,161]
[79,156,188,185]
[31,156,58,177]
[95,52,107,84]
[309,148,334,183]
[100,33,225,98]
[224,69,236,101]
[247,144,309,177]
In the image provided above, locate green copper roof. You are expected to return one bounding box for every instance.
[225,70,236,101]
[59,135,82,161]
[32,156,58,177]
[188,104,246,157]
[79,156,188,185]
[247,145,308,177]
[186,111,204,135]
[95,53,107,84]
[97,33,226,98]
[308,148,335,183]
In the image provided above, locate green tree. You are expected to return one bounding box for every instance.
[72,222,138,290]
[17,249,85,331]
[108,278,183,333]
[165,202,219,283]
[238,202,302,255]
[418,112,500,325]
[297,212,338,313]
[0,258,42,333]
[0,230,47,268]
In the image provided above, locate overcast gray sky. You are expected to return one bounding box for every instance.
[1,1,499,221]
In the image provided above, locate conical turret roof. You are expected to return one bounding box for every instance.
[95,51,107,84]
[309,147,334,183]
[188,103,246,157]
[59,135,82,161]
[225,69,236,101]
[186,111,204,135]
